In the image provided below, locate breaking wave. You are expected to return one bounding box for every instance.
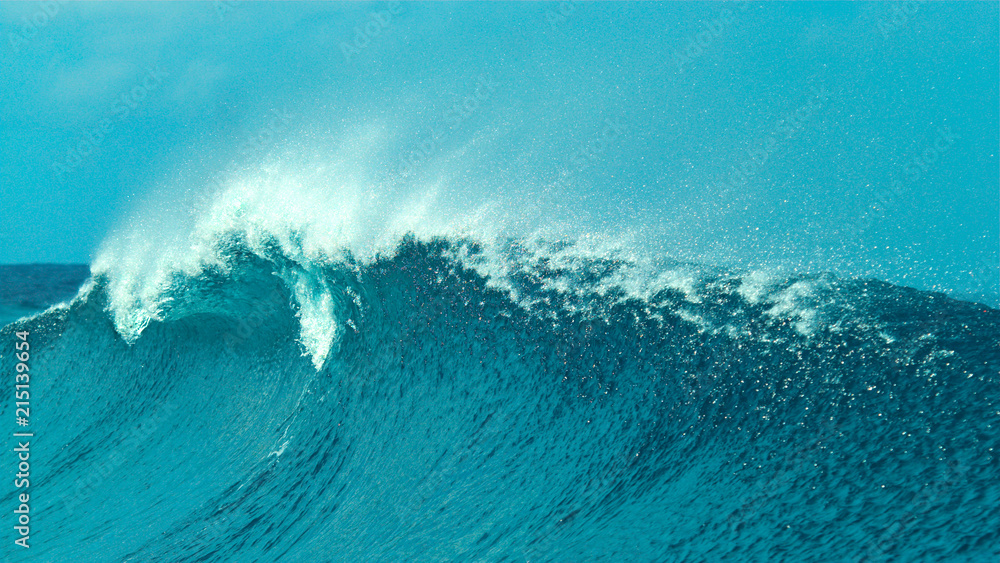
[2,225,998,562]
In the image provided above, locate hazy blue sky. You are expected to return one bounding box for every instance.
[1,1,997,304]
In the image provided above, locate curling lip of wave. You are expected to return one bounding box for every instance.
[83,225,995,374]
[85,228,855,369]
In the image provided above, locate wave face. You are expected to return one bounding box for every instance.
[3,235,999,562]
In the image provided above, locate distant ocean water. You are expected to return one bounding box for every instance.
[1,232,998,562]
[0,265,90,327]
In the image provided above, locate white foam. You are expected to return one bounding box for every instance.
[89,124,846,366]
[764,279,827,337]
[737,270,781,305]
[284,267,339,370]
[93,124,517,362]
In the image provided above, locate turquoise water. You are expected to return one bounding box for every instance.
[2,240,999,561]
[1,2,998,561]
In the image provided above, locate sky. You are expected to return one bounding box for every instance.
[0,1,997,305]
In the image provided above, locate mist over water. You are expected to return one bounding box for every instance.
[2,2,995,304]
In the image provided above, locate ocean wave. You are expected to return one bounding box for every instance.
[2,233,998,561]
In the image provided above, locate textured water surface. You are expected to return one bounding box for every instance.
[2,238,997,562]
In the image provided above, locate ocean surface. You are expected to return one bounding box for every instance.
[0,265,90,328]
[1,233,998,561]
